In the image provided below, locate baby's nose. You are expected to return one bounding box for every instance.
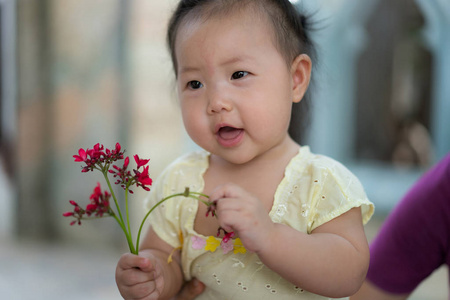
[207,88,233,114]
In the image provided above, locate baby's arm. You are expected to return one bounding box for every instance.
[259,207,369,297]
[212,183,369,298]
[115,228,184,300]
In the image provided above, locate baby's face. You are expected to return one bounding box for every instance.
[175,10,297,165]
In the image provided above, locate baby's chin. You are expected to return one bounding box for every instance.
[208,150,261,166]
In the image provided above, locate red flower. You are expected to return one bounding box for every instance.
[66,142,213,255]
[134,155,150,169]
[110,156,132,190]
[206,200,218,217]
[109,153,153,192]
[216,227,235,243]
[73,148,87,162]
[89,143,105,159]
[123,156,130,169]
[134,165,153,191]
[73,143,125,173]
[87,183,111,217]
[222,231,235,244]
[63,183,111,225]
[85,204,98,214]
[63,200,86,225]
[106,143,122,159]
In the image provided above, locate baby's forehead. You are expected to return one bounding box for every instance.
[176,4,278,48]
[194,0,266,20]
[169,0,298,74]
[180,2,270,29]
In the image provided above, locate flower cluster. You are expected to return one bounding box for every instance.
[64,183,112,225]
[73,143,124,173]
[66,143,152,226]
[108,155,152,193]
[63,201,85,226]
[86,183,111,216]
[64,143,212,255]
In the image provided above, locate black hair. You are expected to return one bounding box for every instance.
[167,0,317,143]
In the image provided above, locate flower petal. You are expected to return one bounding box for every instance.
[134,154,150,168]
[73,148,87,162]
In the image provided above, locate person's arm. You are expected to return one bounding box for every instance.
[350,280,409,300]
[115,228,184,300]
[353,155,450,299]
[212,183,370,298]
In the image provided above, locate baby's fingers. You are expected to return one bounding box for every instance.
[116,252,162,287]
[117,253,149,270]
[117,252,160,273]
[119,266,160,286]
[210,183,243,201]
[119,279,162,300]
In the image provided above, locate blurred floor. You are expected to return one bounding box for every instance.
[0,215,447,299]
[0,238,123,300]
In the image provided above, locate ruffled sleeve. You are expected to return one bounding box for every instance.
[144,151,209,250]
[307,156,374,232]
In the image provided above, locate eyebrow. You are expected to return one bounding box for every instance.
[220,56,246,66]
[179,65,200,75]
[220,54,256,68]
[179,55,254,75]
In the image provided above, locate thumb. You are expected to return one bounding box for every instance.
[175,278,205,300]
[135,250,159,273]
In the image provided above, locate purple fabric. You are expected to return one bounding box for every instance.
[366,154,450,294]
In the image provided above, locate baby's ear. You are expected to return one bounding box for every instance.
[291,54,312,103]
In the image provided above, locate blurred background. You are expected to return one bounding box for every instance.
[0,0,449,299]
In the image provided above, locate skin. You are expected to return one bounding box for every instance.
[115,8,370,300]
[175,278,205,300]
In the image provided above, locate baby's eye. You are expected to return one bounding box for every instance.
[187,80,203,90]
[231,71,248,80]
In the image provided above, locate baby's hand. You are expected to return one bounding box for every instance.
[115,250,164,300]
[211,183,275,253]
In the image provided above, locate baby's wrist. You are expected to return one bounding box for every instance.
[254,222,279,256]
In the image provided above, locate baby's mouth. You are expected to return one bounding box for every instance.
[217,126,244,140]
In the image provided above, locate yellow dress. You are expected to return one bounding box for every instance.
[146,147,374,299]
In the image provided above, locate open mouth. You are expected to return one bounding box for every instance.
[218,126,243,140]
[216,125,244,147]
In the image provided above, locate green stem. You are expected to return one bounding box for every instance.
[134,191,210,255]
[103,172,126,230]
[125,185,133,249]
[112,212,136,254]
[188,191,210,200]
[102,171,136,253]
